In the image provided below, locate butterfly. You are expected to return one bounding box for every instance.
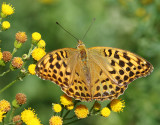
[35,40,153,101]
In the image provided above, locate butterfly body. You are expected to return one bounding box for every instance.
[36,40,153,101]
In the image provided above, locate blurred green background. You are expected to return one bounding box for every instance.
[0,0,160,124]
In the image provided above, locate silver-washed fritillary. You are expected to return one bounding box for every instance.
[35,40,153,101]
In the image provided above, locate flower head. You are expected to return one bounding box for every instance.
[52,104,62,113]
[2,51,12,62]
[12,115,22,125]
[75,104,89,119]
[49,116,63,125]
[1,2,14,16]
[101,107,111,117]
[28,64,36,75]
[16,93,27,105]
[0,99,11,112]
[93,102,101,111]
[60,94,73,106]
[27,117,42,125]
[32,32,41,42]
[15,32,27,43]
[11,57,23,69]
[2,21,10,30]
[32,48,46,61]
[21,108,42,125]
[110,99,125,112]
[0,111,6,122]
[21,108,35,123]
[38,40,46,48]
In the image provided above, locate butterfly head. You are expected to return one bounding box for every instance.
[77,40,86,50]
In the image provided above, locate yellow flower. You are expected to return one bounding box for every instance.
[27,117,42,125]
[52,104,62,113]
[0,111,6,122]
[49,116,63,125]
[66,104,74,110]
[93,102,101,111]
[28,64,36,75]
[21,108,42,125]
[1,2,14,16]
[32,32,41,42]
[100,107,111,117]
[135,8,147,17]
[38,40,46,48]
[11,57,23,69]
[2,21,10,30]
[110,99,125,112]
[21,108,35,123]
[60,94,73,106]
[32,48,46,61]
[0,99,11,112]
[74,104,89,119]
[15,32,27,43]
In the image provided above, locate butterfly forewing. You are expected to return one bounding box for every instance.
[88,47,153,86]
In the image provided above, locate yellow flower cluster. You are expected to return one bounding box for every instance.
[32,32,41,42]
[32,48,46,61]
[2,21,10,30]
[0,99,11,112]
[49,116,63,125]
[21,108,42,125]
[52,104,62,113]
[75,104,89,119]
[0,99,10,122]
[60,94,73,107]
[38,40,46,48]
[110,99,125,112]
[11,57,23,69]
[28,64,36,75]
[1,2,14,16]
[101,107,111,117]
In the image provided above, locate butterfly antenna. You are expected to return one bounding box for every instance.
[56,22,79,41]
[82,18,96,40]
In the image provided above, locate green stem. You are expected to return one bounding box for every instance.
[64,119,81,125]
[9,107,16,122]
[27,44,34,57]
[0,79,18,94]
[12,48,17,55]
[0,17,2,25]
[0,69,11,77]
[60,107,64,117]
[63,110,70,119]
